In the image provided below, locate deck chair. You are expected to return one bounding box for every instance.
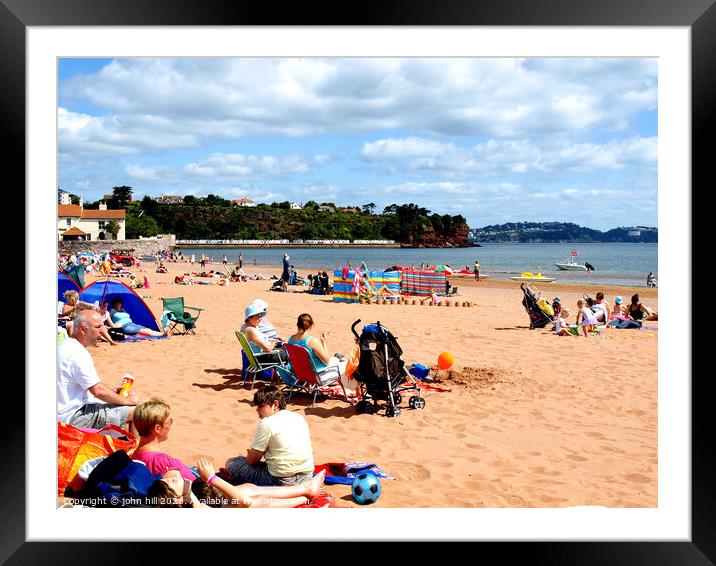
[161,297,204,335]
[235,331,282,389]
[283,343,347,407]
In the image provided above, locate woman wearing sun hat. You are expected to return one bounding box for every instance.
[612,296,625,317]
[243,303,288,365]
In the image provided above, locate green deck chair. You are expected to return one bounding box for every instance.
[161,297,204,335]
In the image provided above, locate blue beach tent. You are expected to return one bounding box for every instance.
[79,280,161,332]
[58,271,81,302]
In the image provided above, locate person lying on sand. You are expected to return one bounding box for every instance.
[109,297,171,338]
[195,458,325,508]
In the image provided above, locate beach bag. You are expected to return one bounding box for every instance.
[80,449,160,507]
[107,327,126,341]
[58,422,138,496]
[344,343,361,380]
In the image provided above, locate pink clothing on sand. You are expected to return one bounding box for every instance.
[133,450,196,480]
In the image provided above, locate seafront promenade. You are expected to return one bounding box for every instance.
[176,238,401,248]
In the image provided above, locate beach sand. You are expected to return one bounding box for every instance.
[86,260,658,508]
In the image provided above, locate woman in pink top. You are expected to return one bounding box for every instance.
[132,399,198,480]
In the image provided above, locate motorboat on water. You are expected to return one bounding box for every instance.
[554,258,588,271]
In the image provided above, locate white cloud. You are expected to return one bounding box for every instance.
[125,164,161,180]
[181,152,317,181]
[359,136,656,177]
[60,58,658,154]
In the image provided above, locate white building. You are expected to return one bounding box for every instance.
[289,202,302,210]
[57,201,126,241]
[231,197,256,207]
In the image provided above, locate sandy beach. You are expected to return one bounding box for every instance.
[84,260,658,508]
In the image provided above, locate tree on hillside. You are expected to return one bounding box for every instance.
[183,195,197,205]
[205,194,229,207]
[362,202,376,215]
[140,195,159,215]
[112,186,133,208]
[125,213,160,239]
[105,220,121,239]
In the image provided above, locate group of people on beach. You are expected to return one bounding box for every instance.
[554,291,658,336]
[57,302,329,507]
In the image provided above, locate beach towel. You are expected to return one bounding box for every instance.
[121,335,168,343]
[58,422,138,496]
[313,462,396,485]
[296,493,347,508]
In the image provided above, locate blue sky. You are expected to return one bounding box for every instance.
[58,57,657,231]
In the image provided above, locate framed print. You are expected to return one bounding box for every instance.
[6,0,709,562]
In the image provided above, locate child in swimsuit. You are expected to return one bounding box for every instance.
[576,299,598,336]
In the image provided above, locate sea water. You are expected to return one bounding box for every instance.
[179,242,658,287]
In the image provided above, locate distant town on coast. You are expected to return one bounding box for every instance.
[58,187,657,247]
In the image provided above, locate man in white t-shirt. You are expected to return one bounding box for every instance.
[57,310,139,432]
[224,386,314,486]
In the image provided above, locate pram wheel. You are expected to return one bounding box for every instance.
[356,400,375,415]
[391,393,402,406]
[409,396,426,410]
[385,406,401,418]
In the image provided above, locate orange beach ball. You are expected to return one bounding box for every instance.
[437,351,455,370]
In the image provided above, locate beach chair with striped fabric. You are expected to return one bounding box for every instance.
[282,343,347,407]
[235,331,281,389]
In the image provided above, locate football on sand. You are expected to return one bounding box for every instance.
[351,473,382,505]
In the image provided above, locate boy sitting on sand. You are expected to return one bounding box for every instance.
[224,386,315,487]
[555,308,578,336]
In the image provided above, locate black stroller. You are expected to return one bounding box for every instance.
[520,283,556,329]
[350,319,425,418]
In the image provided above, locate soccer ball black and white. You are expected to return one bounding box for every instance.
[351,473,382,505]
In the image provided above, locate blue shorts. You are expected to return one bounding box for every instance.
[122,322,147,335]
[225,456,312,487]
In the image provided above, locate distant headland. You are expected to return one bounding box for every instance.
[469,222,657,244]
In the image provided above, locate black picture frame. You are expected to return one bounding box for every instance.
[7,0,707,562]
